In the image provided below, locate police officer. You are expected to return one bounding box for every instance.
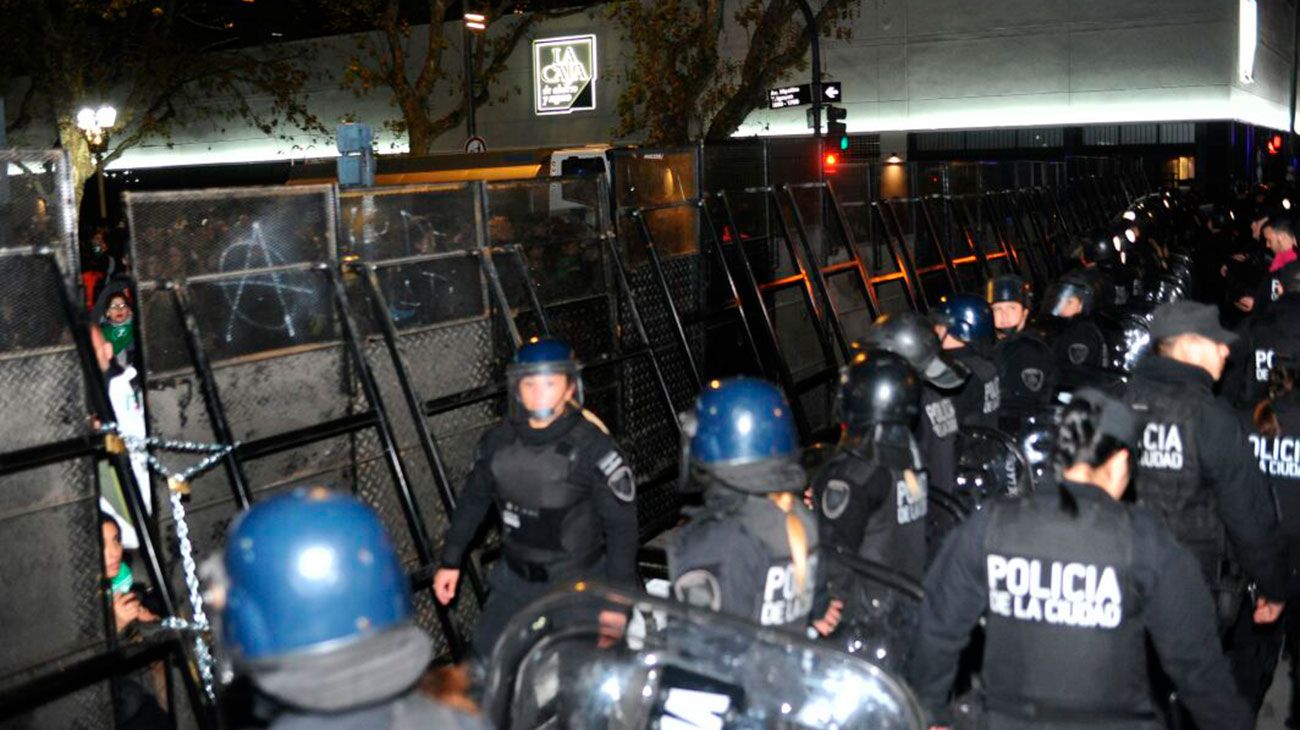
[1121,302,1287,631]
[986,274,1057,411]
[814,349,927,582]
[1224,263,1300,410]
[669,378,819,633]
[812,350,926,654]
[434,338,638,656]
[1035,270,1110,387]
[931,293,1001,428]
[1239,359,1300,718]
[1076,226,1133,310]
[858,312,970,497]
[218,488,489,729]
[912,390,1252,730]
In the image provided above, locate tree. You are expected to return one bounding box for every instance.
[608,0,861,146]
[323,0,579,156]
[0,0,325,207]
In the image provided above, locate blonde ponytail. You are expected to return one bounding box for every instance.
[769,492,809,591]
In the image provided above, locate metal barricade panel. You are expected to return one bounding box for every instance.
[0,253,112,727]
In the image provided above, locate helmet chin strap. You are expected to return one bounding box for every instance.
[995,325,1019,337]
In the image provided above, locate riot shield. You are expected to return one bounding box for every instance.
[823,547,925,676]
[1011,404,1062,493]
[952,426,1035,511]
[483,583,925,730]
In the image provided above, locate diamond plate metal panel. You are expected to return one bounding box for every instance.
[0,247,114,727]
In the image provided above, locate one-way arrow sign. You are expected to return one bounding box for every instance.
[767,81,843,110]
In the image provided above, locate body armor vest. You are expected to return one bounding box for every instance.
[671,494,820,632]
[919,386,958,495]
[950,349,1001,428]
[981,489,1150,721]
[1123,378,1223,581]
[822,437,928,584]
[994,332,1056,409]
[490,429,601,581]
[1252,396,1300,538]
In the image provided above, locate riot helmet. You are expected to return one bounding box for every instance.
[932,293,995,348]
[1082,225,1130,269]
[1041,270,1098,319]
[834,349,922,438]
[858,312,970,390]
[221,487,431,711]
[986,274,1033,338]
[506,336,582,422]
[682,378,803,494]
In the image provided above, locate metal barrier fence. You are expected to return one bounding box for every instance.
[3,143,1146,724]
[0,152,211,728]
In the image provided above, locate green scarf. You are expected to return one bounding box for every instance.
[111,562,134,595]
[101,321,134,355]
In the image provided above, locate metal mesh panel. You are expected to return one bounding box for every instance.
[338,183,504,647]
[0,150,79,272]
[338,183,478,259]
[124,185,336,282]
[486,177,608,308]
[0,252,113,726]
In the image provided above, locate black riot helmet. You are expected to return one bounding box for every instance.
[1080,225,1128,268]
[834,349,922,437]
[858,312,970,390]
[985,273,1031,308]
[1040,270,1098,319]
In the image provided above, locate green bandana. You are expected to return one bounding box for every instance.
[101,321,134,356]
[111,562,133,595]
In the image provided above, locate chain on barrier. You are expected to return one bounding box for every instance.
[102,422,237,702]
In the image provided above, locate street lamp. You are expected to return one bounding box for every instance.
[462,9,487,143]
[76,104,117,220]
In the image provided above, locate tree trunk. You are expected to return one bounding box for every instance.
[56,120,95,212]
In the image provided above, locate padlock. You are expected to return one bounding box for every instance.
[168,476,191,496]
[104,434,126,455]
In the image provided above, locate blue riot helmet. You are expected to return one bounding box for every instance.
[681,378,804,494]
[932,293,995,348]
[507,336,583,422]
[221,487,431,712]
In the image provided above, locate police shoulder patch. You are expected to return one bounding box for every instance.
[821,479,851,520]
[597,449,636,502]
[1021,368,1045,392]
[1068,342,1089,365]
[673,569,722,611]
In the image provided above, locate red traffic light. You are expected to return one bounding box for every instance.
[1267,134,1284,155]
[824,152,838,168]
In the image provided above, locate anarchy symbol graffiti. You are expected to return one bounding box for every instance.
[213,221,315,343]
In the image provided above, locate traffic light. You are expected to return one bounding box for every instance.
[826,105,848,149]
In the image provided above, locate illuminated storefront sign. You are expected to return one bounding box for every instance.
[533,34,597,115]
